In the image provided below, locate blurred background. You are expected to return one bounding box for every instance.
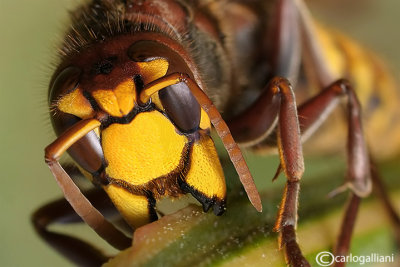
[0,0,399,266]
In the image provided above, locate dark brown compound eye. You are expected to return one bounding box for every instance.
[49,66,104,176]
[159,82,201,133]
[48,66,82,104]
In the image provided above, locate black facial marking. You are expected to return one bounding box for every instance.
[92,56,117,75]
[133,75,145,93]
[82,90,101,111]
[177,177,226,216]
[92,164,109,186]
[100,102,155,129]
[147,194,159,222]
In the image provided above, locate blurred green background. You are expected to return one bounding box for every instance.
[0,0,399,266]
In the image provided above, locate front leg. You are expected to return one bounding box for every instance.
[44,118,131,250]
[230,77,309,266]
[271,78,308,267]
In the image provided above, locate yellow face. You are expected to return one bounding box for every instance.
[55,58,226,229]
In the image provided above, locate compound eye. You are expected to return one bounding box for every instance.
[49,66,103,174]
[159,82,201,133]
[49,66,82,104]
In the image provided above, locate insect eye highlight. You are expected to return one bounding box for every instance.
[159,82,201,133]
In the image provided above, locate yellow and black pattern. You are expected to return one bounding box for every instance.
[53,57,227,229]
[300,25,400,158]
